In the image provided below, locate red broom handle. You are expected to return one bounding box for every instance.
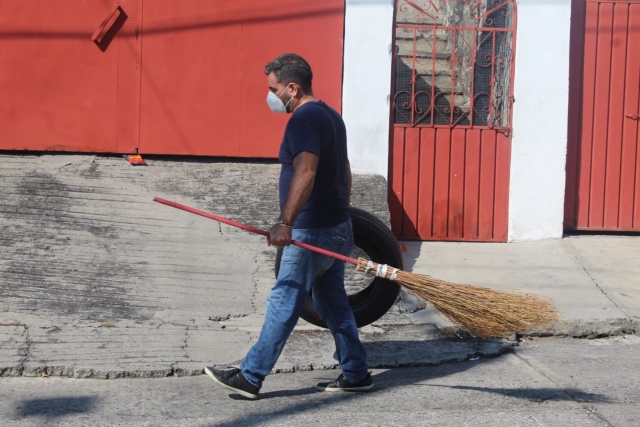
[153,197,359,266]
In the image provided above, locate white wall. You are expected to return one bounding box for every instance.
[343,0,573,241]
[508,0,572,241]
[342,0,395,178]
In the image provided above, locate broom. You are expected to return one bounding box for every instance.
[153,197,559,339]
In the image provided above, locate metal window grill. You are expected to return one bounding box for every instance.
[393,0,515,128]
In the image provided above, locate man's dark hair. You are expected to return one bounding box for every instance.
[265,53,313,93]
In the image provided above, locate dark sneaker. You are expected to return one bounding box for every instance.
[204,366,259,400]
[315,373,374,392]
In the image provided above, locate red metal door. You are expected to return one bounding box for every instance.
[0,1,140,153]
[138,0,345,157]
[565,0,640,231]
[0,1,343,157]
[389,1,516,242]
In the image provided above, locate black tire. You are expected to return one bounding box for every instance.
[275,207,403,328]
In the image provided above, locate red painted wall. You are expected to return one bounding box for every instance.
[0,0,344,157]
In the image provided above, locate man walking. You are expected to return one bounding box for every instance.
[205,53,372,399]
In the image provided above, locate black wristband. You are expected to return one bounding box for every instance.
[277,219,294,228]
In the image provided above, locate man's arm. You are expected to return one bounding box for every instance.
[268,151,318,246]
[347,160,352,205]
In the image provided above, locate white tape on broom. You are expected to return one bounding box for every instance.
[377,264,388,279]
[364,260,375,274]
[364,260,398,281]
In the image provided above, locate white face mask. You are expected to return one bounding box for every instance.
[266,87,293,114]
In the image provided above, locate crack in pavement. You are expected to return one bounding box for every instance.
[513,351,614,426]
[249,250,262,314]
[19,324,31,376]
[584,405,614,427]
[170,326,192,374]
[562,240,631,319]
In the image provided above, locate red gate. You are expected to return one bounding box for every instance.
[389,0,516,241]
[565,0,640,231]
[0,1,344,158]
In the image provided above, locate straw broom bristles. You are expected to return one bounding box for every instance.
[356,258,559,339]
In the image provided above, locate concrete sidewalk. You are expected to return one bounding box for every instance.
[402,236,638,336]
[0,154,637,379]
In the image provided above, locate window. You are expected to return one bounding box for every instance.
[393,0,515,128]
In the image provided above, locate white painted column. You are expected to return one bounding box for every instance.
[342,0,395,178]
[508,0,572,241]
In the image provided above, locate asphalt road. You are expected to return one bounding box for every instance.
[1,335,638,427]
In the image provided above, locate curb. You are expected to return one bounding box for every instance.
[1,321,635,379]
[523,318,636,338]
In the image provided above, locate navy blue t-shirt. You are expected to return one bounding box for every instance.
[278,101,350,229]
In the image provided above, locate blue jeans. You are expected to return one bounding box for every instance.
[240,219,368,388]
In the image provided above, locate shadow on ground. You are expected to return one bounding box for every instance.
[421,384,610,403]
[13,396,96,419]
